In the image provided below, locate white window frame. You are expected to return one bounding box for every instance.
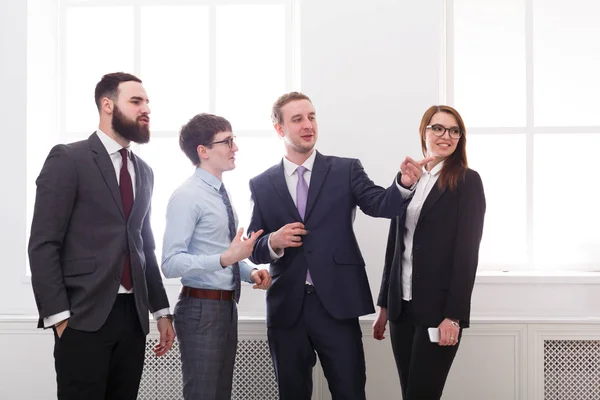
[444,0,600,273]
[58,0,300,142]
[24,0,300,285]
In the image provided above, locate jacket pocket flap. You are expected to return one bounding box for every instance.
[63,257,97,276]
[333,250,364,265]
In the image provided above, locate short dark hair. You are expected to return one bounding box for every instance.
[179,113,232,165]
[271,92,312,124]
[94,72,142,111]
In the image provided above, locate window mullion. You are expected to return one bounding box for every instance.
[59,0,67,143]
[525,0,534,270]
[443,0,454,105]
[209,5,217,113]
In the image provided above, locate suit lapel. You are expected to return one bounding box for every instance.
[89,133,125,219]
[269,161,302,220]
[418,181,446,224]
[130,154,144,221]
[304,152,331,222]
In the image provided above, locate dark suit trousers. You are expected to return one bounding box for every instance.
[267,286,366,400]
[53,294,146,400]
[389,300,461,400]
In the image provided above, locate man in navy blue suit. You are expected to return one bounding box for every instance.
[248,92,431,399]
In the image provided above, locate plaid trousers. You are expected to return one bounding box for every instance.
[174,294,238,400]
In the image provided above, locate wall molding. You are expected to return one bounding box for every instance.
[4,316,600,400]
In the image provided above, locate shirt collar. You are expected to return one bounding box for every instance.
[424,160,444,177]
[282,150,317,177]
[96,129,131,157]
[195,167,223,191]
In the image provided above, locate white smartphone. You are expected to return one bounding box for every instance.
[428,327,440,343]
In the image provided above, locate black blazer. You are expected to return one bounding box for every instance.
[377,168,485,328]
[248,152,409,328]
[28,132,169,334]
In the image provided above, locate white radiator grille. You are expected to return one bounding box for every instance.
[544,340,600,400]
[138,339,278,399]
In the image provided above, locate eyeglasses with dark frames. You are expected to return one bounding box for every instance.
[209,135,236,148]
[426,124,462,139]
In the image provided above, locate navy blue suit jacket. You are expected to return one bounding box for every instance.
[248,151,409,328]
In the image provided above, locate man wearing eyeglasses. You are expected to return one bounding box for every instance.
[247,92,433,399]
[161,113,271,400]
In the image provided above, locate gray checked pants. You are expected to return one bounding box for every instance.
[174,294,238,400]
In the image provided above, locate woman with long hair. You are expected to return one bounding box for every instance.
[373,105,486,400]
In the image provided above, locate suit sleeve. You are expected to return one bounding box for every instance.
[142,170,170,313]
[444,171,486,322]
[376,217,399,308]
[28,145,76,321]
[248,179,274,265]
[350,159,409,218]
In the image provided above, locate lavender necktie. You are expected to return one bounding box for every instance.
[296,166,312,284]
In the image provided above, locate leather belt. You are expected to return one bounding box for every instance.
[181,286,234,301]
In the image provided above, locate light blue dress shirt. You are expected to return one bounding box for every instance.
[161,167,254,290]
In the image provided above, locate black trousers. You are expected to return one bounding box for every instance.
[268,286,366,400]
[53,294,146,400]
[389,300,461,400]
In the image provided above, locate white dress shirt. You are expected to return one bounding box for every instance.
[97,129,137,295]
[267,150,317,259]
[399,161,443,301]
[44,130,169,327]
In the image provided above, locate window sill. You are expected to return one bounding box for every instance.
[475,270,600,284]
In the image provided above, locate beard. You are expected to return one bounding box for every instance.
[111,104,150,144]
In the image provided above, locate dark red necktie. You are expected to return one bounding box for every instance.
[119,148,133,290]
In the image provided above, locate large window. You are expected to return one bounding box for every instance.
[447,0,600,271]
[27,0,299,278]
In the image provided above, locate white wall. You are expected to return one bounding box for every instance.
[3,0,600,398]
[0,0,30,316]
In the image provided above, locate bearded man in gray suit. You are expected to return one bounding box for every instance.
[28,72,175,400]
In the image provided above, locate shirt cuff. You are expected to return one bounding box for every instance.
[153,308,171,320]
[267,233,284,260]
[239,261,256,283]
[395,175,417,199]
[44,310,71,328]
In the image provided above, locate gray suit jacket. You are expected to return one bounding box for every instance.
[28,132,169,334]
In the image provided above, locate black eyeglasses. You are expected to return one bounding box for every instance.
[426,124,462,139]
[209,135,236,148]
